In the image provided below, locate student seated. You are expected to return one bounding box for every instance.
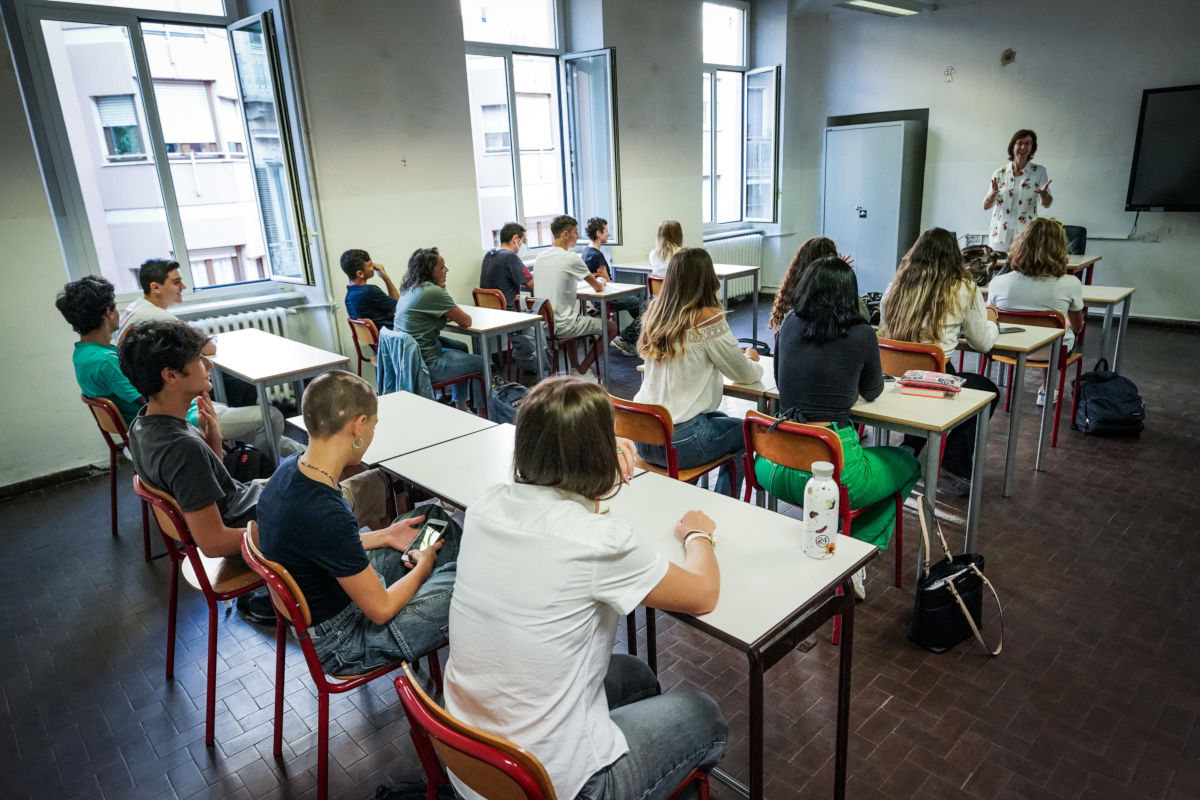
[393,247,484,411]
[479,221,533,311]
[55,275,144,425]
[648,220,684,277]
[341,248,400,332]
[444,377,727,800]
[257,371,458,675]
[532,214,617,377]
[769,236,872,329]
[581,216,641,357]
[754,256,920,595]
[118,257,301,460]
[634,248,762,496]
[118,321,389,560]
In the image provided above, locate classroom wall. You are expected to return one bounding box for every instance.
[773,0,1200,321]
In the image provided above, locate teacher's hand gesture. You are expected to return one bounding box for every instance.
[990,177,1000,194]
[1034,179,1053,204]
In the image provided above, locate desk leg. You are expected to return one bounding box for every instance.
[533,321,548,380]
[599,298,610,389]
[1113,296,1131,374]
[1002,352,1026,497]
[1037,344,1059,465]
[477,332,493,419]
[834,580,854,800]
[752,271,760,343]
[1099,304,1115,365]
[749,649,765,800]
[722,276,730,312]
[210,368,227,404]
[919,432,941,582]
[964,408,989,553]
[257,385,279,464]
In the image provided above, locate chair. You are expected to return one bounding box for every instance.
[241,524,442,800]
[524,297,600,378]
[473,287,516,380]
[742,409,905,642]
[611,396,738,497]
[983,308,1083,447]
[395,663,710,800]
[647,275,665,299]
[876,339,950,465]
[132,476,263,746]
[81,395,153,560]
[347,317,380,377]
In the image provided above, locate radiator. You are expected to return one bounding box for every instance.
[191,306,296,402]
[703,232,764,300]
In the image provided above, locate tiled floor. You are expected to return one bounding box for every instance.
[2,300,1197,799]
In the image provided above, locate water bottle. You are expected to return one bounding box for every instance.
[803,461,839,560]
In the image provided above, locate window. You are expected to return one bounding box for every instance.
[701,1,779,225]
[462,2,620,250]
[6,2,312,295]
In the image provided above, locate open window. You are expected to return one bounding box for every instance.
[744,65,779,223]
[563,48,621,244]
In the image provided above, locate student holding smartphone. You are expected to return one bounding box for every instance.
[257,370,459,676]
[444,377,728,800]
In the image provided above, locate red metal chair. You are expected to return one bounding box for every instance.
[743,410,906,642]
[525,296,600,378]
[347,317,380,377]
[611,396,738,497]
[876,338,950,465]
[473,287,516,380]
[983,308,1083,447]
[133,475,263,746]
[81,395,154,560]
[241,524,441,800]
[647,275,665,299]
[395,662,709,800]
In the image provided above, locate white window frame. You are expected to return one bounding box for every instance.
[2,0,321,302]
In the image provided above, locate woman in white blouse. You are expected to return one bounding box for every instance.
[984,129,1053,253]
[635,248,762,495]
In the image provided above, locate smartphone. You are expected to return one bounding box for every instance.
[402,518,448,561]
[998,325,1024,334]
[882,374,897,382]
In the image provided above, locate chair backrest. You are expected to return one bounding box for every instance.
[348,317,381,355]
[81,394,129,448]
[990,307,1067,330]
[524,296,556,337]
[742,410,845,476]
[647,275,665,298]
[132,475,190,546]
[394,663,555,800]
[473,288,507,311]
[242,521,313,629]
[877,337,946,375]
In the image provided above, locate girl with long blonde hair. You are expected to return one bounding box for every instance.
[648,220,684,276]
[634,248,762,495]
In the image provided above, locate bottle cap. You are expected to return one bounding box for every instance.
[811,461,834,480]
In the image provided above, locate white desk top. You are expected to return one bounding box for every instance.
[713,263,760,279]
[609,472,876,648]
[724,354,776,397]
[287,391,494,465]
[985,325,1064,354]
[850,383,995,433]
[450,304,542,334]
[210,328,348,383]
[381,423,516,507]
[1082,285,1135,304]
[576,281,646,300]
[611,262,653,273]
[1067,254,1102,271]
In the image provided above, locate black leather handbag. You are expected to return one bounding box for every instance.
[909,494,1004,655]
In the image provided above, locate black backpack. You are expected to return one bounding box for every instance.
[1072,359,1145,437]
[222,443,275,480]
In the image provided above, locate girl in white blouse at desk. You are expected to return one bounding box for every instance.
[635,248,763,496]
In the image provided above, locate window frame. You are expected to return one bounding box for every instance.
[743,64,780,224]
[2,0,320,301]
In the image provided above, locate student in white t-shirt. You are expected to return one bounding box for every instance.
[444,377,728,800]
[532,215,617,377]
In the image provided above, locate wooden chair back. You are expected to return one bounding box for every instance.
[990,307,1067,330]
[395,663,555,800]
[82,395,129,444]
[524,297,556,337]
[242,522,314,629]
[348,317,381,376]
[133,475,189,546]
[611,396,674,448]
[742,410,845,475]
[473,288,507,311]
[648,275,665,298]
[877,338,946,375]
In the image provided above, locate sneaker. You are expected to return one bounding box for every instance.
[851,568,867,601]
[1035,388,1059,407]
[236,587,276,626]
[937,471,972,497]
[610,337,638,357]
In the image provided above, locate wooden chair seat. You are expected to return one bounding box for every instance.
[990,350,1083,369]
[181,554,262,595]
[634,454,735,484]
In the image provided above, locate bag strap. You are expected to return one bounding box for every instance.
[915,493,955,578]
[945,564,1005,656]
[1092,357,1110,373]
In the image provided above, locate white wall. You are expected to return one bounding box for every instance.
[774,0,1200,321]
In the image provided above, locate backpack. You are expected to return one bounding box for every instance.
[488,381,528,424]
[1072,359,1145,437]
[962,244,1000,286]
[223,443,275,480]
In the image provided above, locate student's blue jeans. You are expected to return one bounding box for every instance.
[576,654,728,800]
[428,347,485,405]
[635,410,745,495]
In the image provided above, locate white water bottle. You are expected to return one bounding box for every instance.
[803,461,839,560]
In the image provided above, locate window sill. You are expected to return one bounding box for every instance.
[171,289,308,320]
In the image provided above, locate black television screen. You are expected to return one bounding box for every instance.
[1126,84,1200,211]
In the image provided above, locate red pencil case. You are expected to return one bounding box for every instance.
[898,370,965,393]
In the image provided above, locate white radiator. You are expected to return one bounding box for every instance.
[703,232,764,300]
[191,307,296,402]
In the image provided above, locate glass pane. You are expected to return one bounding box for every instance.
[45,0,225,14]
[41,20,173,294]
[744,68,777,222]
[564,51,617,240]
[466,54,518,251]
[702,73,712,223]
[714,70,743,223]
[703,2,745,66]
[460,0,556,48]
[229,19,304,281]
[513,55,563,248]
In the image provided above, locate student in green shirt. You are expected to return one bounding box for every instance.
[56,276,144,425]
[393,247,483,411]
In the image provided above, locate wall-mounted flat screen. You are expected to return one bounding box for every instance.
[1126,83,1200,212]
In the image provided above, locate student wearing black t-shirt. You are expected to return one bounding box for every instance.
[479,222,533,310]
[257,370,459,674]
[582,217,641,357]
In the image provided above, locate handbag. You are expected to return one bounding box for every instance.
[909,494,1004,655]
[962,244,1000,286]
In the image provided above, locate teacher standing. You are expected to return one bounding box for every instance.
[984,129,1053,253]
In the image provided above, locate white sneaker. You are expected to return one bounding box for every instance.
[851,568,867,601]
[1035,388,1059,407]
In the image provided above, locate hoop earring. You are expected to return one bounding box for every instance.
[352,436,365,450]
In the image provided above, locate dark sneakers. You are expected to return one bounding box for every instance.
[236,587,277,626]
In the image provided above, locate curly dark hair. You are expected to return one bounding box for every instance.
[585,217,608,241]
[769,236,838,330]
[55,275,116,335]
[118,320,211,397]
[399,247,441,293]
[340,248,371,280]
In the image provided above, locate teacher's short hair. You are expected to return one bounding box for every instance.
[1007,129,1038,160]
[302,370,378,439]
[513,376,620,501]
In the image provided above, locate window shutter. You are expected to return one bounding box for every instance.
[152,82,215,144]
[96,95,137,127]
